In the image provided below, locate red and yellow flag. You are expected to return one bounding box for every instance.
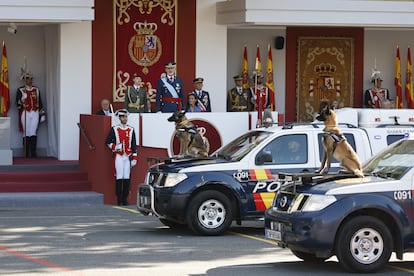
[242,46,249,89]
[395,46,403,108]
[254,44,262,74]
[265,44,275,111]
[0,41,9,117]
[405,46,414,108]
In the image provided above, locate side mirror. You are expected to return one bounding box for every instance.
[256,151,272,165]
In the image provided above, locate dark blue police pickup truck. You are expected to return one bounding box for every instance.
[265,136,414,273]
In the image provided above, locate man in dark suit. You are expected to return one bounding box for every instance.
[156,62,185,112]
[125,74,148,113]
[96,98,112,116]
[190,77,211,112]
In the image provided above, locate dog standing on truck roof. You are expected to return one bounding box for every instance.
[167,110,209,158]
[315,101,364,177]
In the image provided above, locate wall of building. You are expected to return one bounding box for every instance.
[364,29,414,101]
[226,27,414,116]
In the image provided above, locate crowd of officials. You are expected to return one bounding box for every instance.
[97,61,273,116]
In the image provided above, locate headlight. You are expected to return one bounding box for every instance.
[302,194,336,212]
[163,173,187,187]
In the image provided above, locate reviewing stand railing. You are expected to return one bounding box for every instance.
[77,122,95,150]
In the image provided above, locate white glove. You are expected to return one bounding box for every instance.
[21,93,27,100]
[114,143,123,151]
[131,160,137,167]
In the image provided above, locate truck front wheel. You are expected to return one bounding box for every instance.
[336,216,392,273]
[186,190,233,236]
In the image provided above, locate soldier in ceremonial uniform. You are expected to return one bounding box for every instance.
[105,109,138,206]
[189,77,211,112]
[156,62,185,112]
[15,72,45,158]
[364,71,390,108]
[251,72,270,112]
[125,74,148,113]
[227,75,253,112]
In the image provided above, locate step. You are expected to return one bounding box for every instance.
[0,170,88,182]
[0,192,104,207]
[0,180,91,192]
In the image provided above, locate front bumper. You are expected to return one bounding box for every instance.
[136,184,190,222]
[264,208,338,258]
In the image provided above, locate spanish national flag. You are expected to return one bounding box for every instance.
[242,46,249,89]
[0,41,9,117]
[395,45,403,109]
[405,46,414,108]
[265,44,275,111]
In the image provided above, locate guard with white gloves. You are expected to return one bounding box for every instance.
[105,109,138,206]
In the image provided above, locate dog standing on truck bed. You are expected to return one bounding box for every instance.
[315,101,364,177]
[167,110,209,158]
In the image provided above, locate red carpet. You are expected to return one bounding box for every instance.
[0,158,90,193]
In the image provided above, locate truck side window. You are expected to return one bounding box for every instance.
[387,134,405,145]
[317,133,357,163]
[259,134,308,165]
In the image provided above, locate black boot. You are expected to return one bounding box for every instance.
[23,137,30,158]
[115,179,123,206]
[122,179,130,205]
[30,136,37,158]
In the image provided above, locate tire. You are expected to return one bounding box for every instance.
[159,218,187,229]
[186,190,233,236]
[291,250,328,263]
[336,216,392,273]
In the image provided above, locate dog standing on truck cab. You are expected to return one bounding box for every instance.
[167,110,209,158]
[315,101,364,177]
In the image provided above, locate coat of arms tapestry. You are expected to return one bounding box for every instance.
[297,37,354,121]
[114,0,176,104]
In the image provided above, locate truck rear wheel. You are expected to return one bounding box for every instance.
[336,216,392,273]
[186,190,233,236]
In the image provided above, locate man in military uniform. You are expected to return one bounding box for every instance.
[125,74,148,113]
[189,77,211,112]
[364,72,390,108]
[227,75,253,112]
[105,109,138,206]
[156,62,185,112]
[15,72,45,158]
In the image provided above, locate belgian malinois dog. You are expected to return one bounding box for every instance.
[167,110,209,158]
[315,101,363,177]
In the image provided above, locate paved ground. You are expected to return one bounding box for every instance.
[0,205,413,276]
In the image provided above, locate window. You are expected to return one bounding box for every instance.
[386,134,406,145]
[259,134,308,165]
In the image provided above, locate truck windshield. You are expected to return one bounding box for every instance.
[363,139,414,179]
[213,131,272,161]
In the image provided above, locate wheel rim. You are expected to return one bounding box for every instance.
[197,199,226,229]
[350,227,384,264]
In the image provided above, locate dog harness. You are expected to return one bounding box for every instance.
[323,131,346,153]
